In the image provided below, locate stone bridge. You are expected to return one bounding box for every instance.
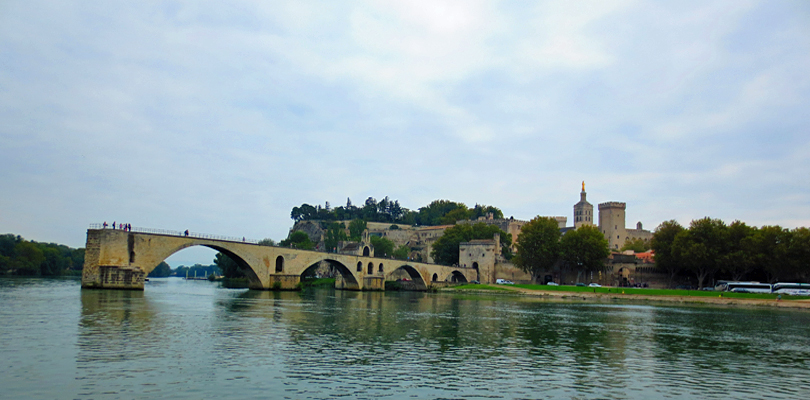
[81,228,476,291]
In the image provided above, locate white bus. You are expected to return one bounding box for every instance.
[772,283,810,296]
[720,281,773,293]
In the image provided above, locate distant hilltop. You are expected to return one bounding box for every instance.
[288,184,653,262]
[290,197,504,227]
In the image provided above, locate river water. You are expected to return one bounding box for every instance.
[1,277,809,400]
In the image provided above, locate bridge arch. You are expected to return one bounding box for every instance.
[320,259,360,290]
[387,264,427,290]
[449,270,468,283]
[147,242,261,286]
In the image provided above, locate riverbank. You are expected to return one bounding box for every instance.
[446,284,810,310]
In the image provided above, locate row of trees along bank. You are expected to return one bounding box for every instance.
[652,218,810,289]
[512,217,611,283]
[0,234,85,276]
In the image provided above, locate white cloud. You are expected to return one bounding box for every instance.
[1,0,809,260]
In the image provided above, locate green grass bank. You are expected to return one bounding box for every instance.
[449,283,810,303]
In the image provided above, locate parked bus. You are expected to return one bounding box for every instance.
[772,283,810,296]
[719,281,773,293]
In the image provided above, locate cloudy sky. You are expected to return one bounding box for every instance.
[2,0,808,266]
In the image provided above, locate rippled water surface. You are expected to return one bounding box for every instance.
[1,277,809,399]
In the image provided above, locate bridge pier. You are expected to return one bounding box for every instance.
[267,274,301,290]
[82,229,146,290]
[364,276,384,290]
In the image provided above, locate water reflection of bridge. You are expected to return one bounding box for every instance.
[81,228,476,291]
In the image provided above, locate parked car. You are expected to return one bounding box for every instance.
[576,283,586,287]
[470,280,480,284]
[588,283,602,288]
[547,282,559,286]
[496,279,514,285]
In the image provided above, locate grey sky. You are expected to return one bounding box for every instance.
[2,1,809,266]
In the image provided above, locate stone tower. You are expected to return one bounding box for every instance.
[598,202,627,250]
[573,181,594,228]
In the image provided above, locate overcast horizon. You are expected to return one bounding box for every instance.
[2,1,809,266]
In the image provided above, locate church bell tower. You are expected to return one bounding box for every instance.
[573,181,594,229]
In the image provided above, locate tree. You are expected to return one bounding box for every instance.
[291,203,318,222]
[560,225,610,282]
[323,222,348,252]
[430,223,512,265]
[620,238,650,253]
[0,234,20,258]
[672,218,727,289]
[389,201,405,222]
[0,254,9,274]
[788,227,810,282]
[12,241,45,275]
[721,221,758,281]
[214,253,244,279]
[279,231,315,250]
[440,207,471,225]
[755,225,791,283]
[651,220,685,288]
[0,234,20,274]
[362,197,379,221]
[393,245,410,260]
[417,200,467,226]
[370,236,395,258]
[513,216,561,282]
[71,248,85,271]
[148,261,172,278]
[348,219,367,241]
[258,238,276,246]
[40,246,68,276]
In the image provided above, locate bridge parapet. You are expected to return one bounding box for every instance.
[88,224,260,244]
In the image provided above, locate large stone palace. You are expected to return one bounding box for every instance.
[569,182,653,250]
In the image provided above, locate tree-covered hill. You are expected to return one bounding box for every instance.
[0,234,84,276]
[291,197,504,226]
